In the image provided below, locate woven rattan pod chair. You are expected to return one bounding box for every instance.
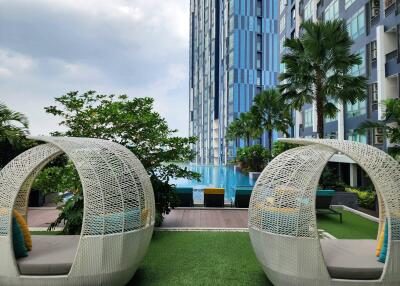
[249,139,400,286]
[0,136,155,286]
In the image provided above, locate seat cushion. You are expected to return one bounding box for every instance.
[320,239,384,280]
[17,235,80,275]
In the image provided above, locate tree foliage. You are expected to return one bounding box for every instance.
[45,91,200,227]
[236,145,270,172]
[279,20,367,138]
[251,89,293,151]
[226,112,261,146]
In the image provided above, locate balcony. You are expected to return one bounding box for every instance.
[385,0,396,16]
[385,50,400,77]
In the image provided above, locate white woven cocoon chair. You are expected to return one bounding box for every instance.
[0,136,155,286]
[248,139,400,286]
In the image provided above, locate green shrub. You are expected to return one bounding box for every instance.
[346,188,376,210]
[271,141,299,158]
[236,145,270,172]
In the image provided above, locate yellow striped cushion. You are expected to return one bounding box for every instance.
[376,224,385,257]
[204,188,224,195]
[13,210,32,251]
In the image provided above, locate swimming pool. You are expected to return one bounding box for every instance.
[170,164,255,203]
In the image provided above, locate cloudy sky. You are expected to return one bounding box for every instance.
[0,0,190,136]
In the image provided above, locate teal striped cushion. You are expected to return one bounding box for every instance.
[13,217,28,258]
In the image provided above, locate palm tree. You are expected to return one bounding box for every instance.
[0,102,29,145]
[251,89,293,152]
[226,112,261,147]
[279,19,367,138]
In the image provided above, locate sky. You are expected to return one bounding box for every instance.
[0,0,190,136]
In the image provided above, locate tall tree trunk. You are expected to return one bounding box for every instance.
[268,130,273,153]
[315,70,324,139]
[247,135,250,147]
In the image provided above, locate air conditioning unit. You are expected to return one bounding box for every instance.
[371,0,380,9]
[372,49,377,59]
[372,7,380,17]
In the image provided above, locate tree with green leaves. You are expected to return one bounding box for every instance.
[251,89,293,152]
[226,112,261,147]
[358,99,400,158]
[45,91,200,227]
[279,19,367,138]
[0,102,34,168]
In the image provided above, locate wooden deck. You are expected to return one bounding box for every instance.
[162,208,248,228]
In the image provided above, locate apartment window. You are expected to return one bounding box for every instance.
[256,53,262,69]
[228,69,234,85]
[350,48,366,75]
[347,129,367,143]
[370,82,378,111]
[346,100,367,117]
[370,40,378,60]
[325,0,339,21]
[304,109,313,128]
[256,70,262,86]
[257,0,262,17]
[345,0,356,9]
[256,35,262,52]
[280,62,286,74]
[304,0,312,21]
[347,7,365,40]
[257,18,262,33]
[280,16,286,33]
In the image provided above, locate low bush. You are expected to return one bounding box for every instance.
[345,188,376,210]
[271,141,299,158]
[236,145,270,172]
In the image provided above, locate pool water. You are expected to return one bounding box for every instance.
[170,165,256,203]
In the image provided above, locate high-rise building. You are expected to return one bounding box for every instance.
[280,0,400,186]
[189,0,280,165]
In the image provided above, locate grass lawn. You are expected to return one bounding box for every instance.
[130,231,271,286]
[317,209,378,239]
[30,209,378,286]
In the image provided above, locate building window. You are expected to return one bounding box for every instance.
[256,35,262,52]
[325,0,339,21]
[256,70,262,86]
[257,0,262,17]
[280,15,286,33]
[303,108,313,128]
[347,7,365,40]
[346,100,367,117]
[347,129,367,143]
[350,48,366,75]
[256,53,262,69]
[370,40,378,61]
[345,0,356,10]
[304,0,312,21]
[257,18,262,33]
[370,82,378,111]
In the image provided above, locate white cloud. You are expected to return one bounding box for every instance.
[0,0,190,136]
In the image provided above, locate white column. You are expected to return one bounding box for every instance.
[377,25,386,120]
[312,102,317,135]
[349,163,358,187]
[337,100,345,140]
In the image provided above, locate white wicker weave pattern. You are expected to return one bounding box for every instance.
[249,139,400,286]
[0,136,155,286]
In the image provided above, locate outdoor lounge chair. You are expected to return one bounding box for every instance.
[316,189,343,223]
[204,188,224,207]
[0,136,155,286]
[233,186,253,208]
[249,139,400,285]
[176,187,194,207]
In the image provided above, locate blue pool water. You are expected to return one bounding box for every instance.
[170,164,256,203]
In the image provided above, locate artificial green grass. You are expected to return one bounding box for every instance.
[317,209,378,239]
[130,231,271,286]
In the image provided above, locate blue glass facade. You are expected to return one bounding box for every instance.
[190,0,280,164]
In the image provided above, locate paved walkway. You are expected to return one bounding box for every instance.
[162,208,248,228]
[27,207,61,228]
